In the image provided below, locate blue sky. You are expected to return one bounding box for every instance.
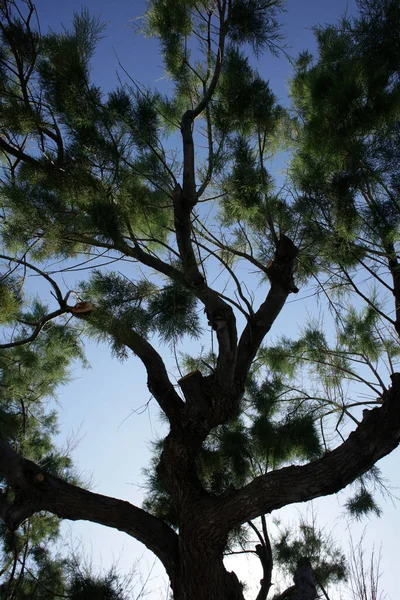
[24,1,400,598]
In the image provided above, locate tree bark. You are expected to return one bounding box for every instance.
[173,539,245,600]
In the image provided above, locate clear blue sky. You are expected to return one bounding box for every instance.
[28,1,400,598]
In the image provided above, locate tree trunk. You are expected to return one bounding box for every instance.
[172,540,245,600]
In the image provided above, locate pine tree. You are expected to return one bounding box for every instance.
[1,1,400,599]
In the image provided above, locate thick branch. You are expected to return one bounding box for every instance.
[109,322,185,424]
[235,236,299,385]
[235,283,289,386]
[173,183,238,384]
[170,3,236,383]
[216,375,400,529]
[0,440,179,580]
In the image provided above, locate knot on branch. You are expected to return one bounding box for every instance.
[266,235,299,294]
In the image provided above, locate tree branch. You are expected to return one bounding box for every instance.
[0,440,179,581]
[172,187,237,384]
[0,307,68,349]
[109,321,185,425]
[216,374,400,529]
[0,137,38,165]
[0,253,65,305]
[235,235,299,385]
[235,282,289,386]
[166,2,238,386]
[191,0,227,120]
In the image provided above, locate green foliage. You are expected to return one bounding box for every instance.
[142,440,179,526]
[345,488,382,519]
[227,0,285,56]
[221,136,267,222]
[145,371,321,518]
[81,271,202,350]
[81,270,154,336]
[273,514,347,590]
[214,48,279,135]
[258,307,395,395]
[147,281,202,343]
[180,350,217,376]
[339,305,383,361]
[38,9,106,129]
[68,567,128,600]
[146,0,195,78]
[0,302,87,595]
[0,279,20,324]
[252,413,322,465]
[145,0,284,78]
[289,0,400,277]
[0,536,131,599]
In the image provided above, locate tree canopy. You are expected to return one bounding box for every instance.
[1,0,400,598]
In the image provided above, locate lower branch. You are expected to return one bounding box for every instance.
[0,440,179,580]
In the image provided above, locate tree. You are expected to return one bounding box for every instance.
[0,0,400,599]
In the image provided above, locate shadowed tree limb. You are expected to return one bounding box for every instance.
[0,137,39,165]
[0,440,179,582]
[169,0,237,384]
[235,282,290,386]
[248,515,273,600]
[108,320,185,424]
[215,374,400,529]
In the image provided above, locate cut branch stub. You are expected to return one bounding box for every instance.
[178,370,211,417]
[69,301,95,315]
